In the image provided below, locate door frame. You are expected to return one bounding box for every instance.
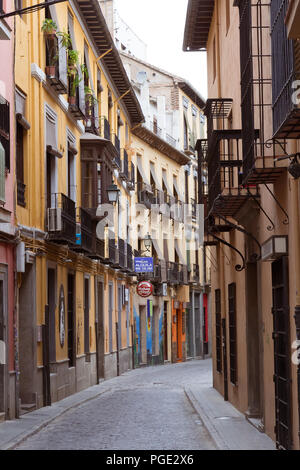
[0,265,8,417]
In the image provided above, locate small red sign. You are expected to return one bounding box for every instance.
[137,281,153,298]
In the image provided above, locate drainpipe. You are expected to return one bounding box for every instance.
[291,141,300,447]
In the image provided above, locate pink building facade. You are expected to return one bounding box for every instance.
[0,0,17,420]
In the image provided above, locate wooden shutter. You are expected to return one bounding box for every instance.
[58,40,68,91]
[0,142,5,203]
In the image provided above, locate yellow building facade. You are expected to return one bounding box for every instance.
[14,0,144,410]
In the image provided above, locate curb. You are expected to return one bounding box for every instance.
[1,387,112,450]
[184,387,230,451]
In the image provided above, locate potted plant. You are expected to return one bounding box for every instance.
[41,18,57,38]
[42,19,59,77]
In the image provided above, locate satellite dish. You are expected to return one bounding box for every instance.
[137,71,147,84]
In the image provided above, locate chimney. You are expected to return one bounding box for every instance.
[99,0,115,38]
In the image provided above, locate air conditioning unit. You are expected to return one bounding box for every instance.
[48,208,62,232]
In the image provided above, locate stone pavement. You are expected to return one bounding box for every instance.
[0,359,275,450]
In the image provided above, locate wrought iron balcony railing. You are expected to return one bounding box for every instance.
[17,181,26,207]
[0,95,10,170]
[167,261,179,285]
[120,149,129,180]
[74,207,93,253]
[47,193,76,244]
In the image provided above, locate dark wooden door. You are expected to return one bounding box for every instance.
[222,318,228,401]
[47,268,56,363]
[67,274,75,368]
[272,257,292,450]
[163,301,168,361]
[0,278,5,415]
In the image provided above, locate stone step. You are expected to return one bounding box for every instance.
[20,403,36,416]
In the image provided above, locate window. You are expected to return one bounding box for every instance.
[16,122,25,206]
[0,96,10,171]
[185,169,189,204]
[215,289,222,373]
[0,1,3,13]
[228,283,237,384]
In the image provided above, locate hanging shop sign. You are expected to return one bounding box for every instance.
[59,284,65,347]
[134,257,154,273]
[137,281,153,298]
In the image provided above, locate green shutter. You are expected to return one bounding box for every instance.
[0,141,5,204]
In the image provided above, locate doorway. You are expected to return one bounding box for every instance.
[272,257,292,450]
[96,281,104,380]
[48,268,56,363]
[222,318,228,401]
[176,309,182,362]
[139,305,147,364]
[0,270,7,417]
[163,301,168,361]
[67,273,75,368]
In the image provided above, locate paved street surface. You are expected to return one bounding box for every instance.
[15,361,216,450]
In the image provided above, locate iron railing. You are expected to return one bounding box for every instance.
[271,0,300,138]
[47,193,76,244]
[76,207,93,253]
[167,261,179,284]
[166,133,177,147]
[17,181,26,207]
[120,149,129,179]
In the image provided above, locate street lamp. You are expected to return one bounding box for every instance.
[143,233,152,252]
[107,184,120,204]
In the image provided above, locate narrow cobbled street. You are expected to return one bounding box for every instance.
[15,361,216,450]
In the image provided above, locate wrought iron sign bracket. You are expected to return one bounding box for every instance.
[246,187,275,232]
[214,210,261,261]
[207,230,246,272]
[263,183,289,225]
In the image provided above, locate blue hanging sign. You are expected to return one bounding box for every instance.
[134,257,154,273]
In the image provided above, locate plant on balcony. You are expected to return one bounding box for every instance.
[57,30,71,49]
[67,51,81,104]
[42,19,58,76]
[84,86,97,116]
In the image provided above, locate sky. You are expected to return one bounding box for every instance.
[114,0,207,99]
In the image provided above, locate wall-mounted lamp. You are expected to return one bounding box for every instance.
[107,184,120,204]
[261,235,288,261]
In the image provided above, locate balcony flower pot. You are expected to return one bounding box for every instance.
[41,19,57,39]
[45,65,56,78]
[69,95,76,106]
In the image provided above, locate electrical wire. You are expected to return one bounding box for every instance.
[0,0,68,20]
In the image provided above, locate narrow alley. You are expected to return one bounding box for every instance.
[0,361,274,451]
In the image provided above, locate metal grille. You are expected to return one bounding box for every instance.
[272,257,292,450]
[228,283,237,385]
[271,0,300,138]
[215,289,222,373]
[0,96,10,171]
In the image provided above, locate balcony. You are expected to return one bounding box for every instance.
[85,98,99,135]
[189,264,200,284]
[74,207,93,253]
[127,243,135,275]
[178,264,189,285]
[167,261,179,285]
[127,162,135,190]
[101,117,111,141]
[118,238,127,270]
[120,149,129,180]
[150,121,162,138]
[137,182,154,209]
[166,133,177,147]
[47,193,76,244]
[112,134,121,168]
[138,259,167,283]
[271,0,300,139]
[68,86,85,120]
[206,129,259,219]
[17,181,26,207]
[45,34,68,95]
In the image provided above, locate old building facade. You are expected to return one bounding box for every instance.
[14,0,144,413]
[0,0,17,421]
[184,0,300,450]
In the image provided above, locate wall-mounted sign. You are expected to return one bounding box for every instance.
[134,257,154,273]
[137,281,153,298]
[59,284,65,347]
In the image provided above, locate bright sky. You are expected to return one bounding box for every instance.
[114,0,207,99]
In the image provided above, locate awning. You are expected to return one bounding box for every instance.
[151,235,163,259]
[173,176,184,202]
[16,113,30,131]
[47,145,63,159]
[162,170,173,196]
[137,156,150,186]
[175,239,185,264]
[150,162,163,191]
